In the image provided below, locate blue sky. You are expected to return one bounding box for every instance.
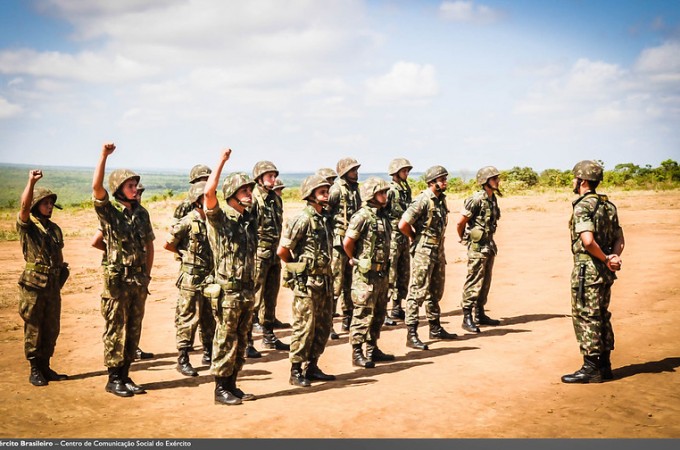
[0,0,679,174]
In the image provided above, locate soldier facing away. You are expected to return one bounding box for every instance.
[173,164,212,222]
[17,170,69,386]
[456,166,503,333]
[562,160,624,384]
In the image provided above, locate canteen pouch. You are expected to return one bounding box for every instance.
[204,283,223,315]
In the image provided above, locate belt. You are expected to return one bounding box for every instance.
[574,253,593,262]
[423,236,440,246]
[181,264,209,275]
[218,279,254,291]
[307,266,332,276]
[25,262,61,275]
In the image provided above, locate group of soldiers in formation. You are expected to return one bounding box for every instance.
[17,142,624,405]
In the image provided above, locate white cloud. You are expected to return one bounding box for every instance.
[634,41,680,83]
[438,1,501,24]
[365,61,439,104]
[0,96,23,118]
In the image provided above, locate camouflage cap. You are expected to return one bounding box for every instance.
[222,172,255,200]
[336,157,361,178]
[424,165,448,183]
[252,160,279,180]
[108,169,140,195]
[300,174,330,200]
[572,160,604,182]
[316,167,338,182]
[188,181,206,204]
[360,177,390,202]
[30,187,60,211]
[189,164,212,184]
[388,158,413,176]
[273,178,286,190]
[476,166,500,185]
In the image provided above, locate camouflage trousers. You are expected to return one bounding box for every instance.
[388,236,410,304]
[211,292,254,377]
[100,275,149,368]
[461,250,495,310]
[289,276,333,364]
[331,246,353,315]
[18,278,61,360]
[405,247,445,327]
[350,271,389,345]
[253,250,282,328]
[175,288,215,351]
[570,280,615,356]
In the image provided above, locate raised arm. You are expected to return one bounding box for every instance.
[19,170,43,223]
[93,143,116,200]
[204,148,231,210]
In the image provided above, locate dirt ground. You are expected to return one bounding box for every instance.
[0,190,678,438]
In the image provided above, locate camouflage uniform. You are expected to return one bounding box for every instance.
[173,164,212,222]
[173,199,193,222]
[386,176,412,316]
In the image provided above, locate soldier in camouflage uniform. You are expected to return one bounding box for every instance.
[277,174,336,387]
[203,148,257,405]
[173,164,212,222]
[327,158,362,335]
[343,177,396,368]
[562,160,624,384]
[249,161,289,357]
[316,167,338,186]
[92,143,155,397]
[164,181,216,377]
[17,170,69,387]
[456,166,503,333]
[273,178,286,197]
[398,165,457,350]
[385,158,413,325]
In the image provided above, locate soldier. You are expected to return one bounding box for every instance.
[398,165,457,350]
[92,143,154,397]
[272,178,286,197]
[456,166,503,333]
[277,174,336,387]
[385,158,413,325]
[316,167,338,186]
[327,157,362,337]
[173,164,212,222]
[164,181,216,377]
[343,177,395,368]
[562,160,624,384]
[17,170,69,386]
[203,148,257,405]
[249,161,290,358]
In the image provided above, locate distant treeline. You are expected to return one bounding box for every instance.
[1,160,678,209]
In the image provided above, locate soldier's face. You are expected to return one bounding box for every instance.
[37,197,54,218]
[313,186,330,206]
[120,179,138,201]
[434,175,447,191]
[261,172,277,190]
[346,168,359,183]
[373,190,388,207]
[397,168,411,182]
[487,175,500,190]
[235,185,253,206]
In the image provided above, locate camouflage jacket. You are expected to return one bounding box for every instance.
[461,189,501,254]
[386,179,412,243]
[167,209,213,284]
[251,184,283,251]
[280,204,332,275]
[205,202,257,293]
[346,205,391,271]
[402,189,448,253]
[173,198,193,222]
[17,214,65,288]
[327,178,361,245]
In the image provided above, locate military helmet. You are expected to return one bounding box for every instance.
[30,187,59,211]
[336,157,361,178]
[136,182,145,193]
[252,160,279,180]
[273,178,286,190]
[222,172,255,200]
[189,164,212,184]
[300,174,331,200]
[388,158,413,176]
[188,181,206,204]
[108,169,140,195]
[572,160,604,182]
[476,166,500,185]
[316,167,338,182]
[360,177,390,202]
[424,165,448,183]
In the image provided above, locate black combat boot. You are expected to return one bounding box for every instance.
[475,305,500,326]
[177,348,198,377]
[561,355,603,384]
[262,328,291,351]
[429,319,458,340]
[352,344,375,368]
[329,326,340,340]
[406,324,428,350]
[227,372,255,401]
[462,308,480,333]
[341,313,351,332]
[383,316,398,326]
[105,367,134,397]
[305,357,336,381]
[28,358,48,387]
[601,350,613,380]
[202,346,212,365]
[40,357,68,381]
[366,341,395,363]
[289,363,311,387]
[121,364,146,394]
[272,317,291,329]
[135,347,154,360]
[245,340,262,359]
[390,301,406,321]
[214,376,242,405]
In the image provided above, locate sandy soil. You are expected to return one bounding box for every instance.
[0,190,679,438]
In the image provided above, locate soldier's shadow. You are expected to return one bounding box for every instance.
[499,313,568,326]
[67,359,175,381]
[142,368,271,391]
[612,356,680,380]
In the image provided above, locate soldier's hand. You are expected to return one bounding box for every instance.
[606,254,622,271]
[28,170,43,182]
[102,142,116,155]
[220,148,232,162]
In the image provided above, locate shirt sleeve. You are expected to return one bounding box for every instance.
[279,215,308,250]
[166,215,190,247]
[401,196,424,225]
[461,194,480,218]
[345,211,366,241]
[573,199,595,234]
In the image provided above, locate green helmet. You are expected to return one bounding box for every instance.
[316,167,338,183]
[360,177,390,202]
[252,160,279,181]
[222,172,255,200]
[30,187,59,211]
[108,169,140,194]
[188,181,206,204]
[388,158,413,176]
[336,157,361,178]
[189,164,212,184]
[476,166,500,185]
[424,165,448,183]
[573,160,604,182]
[273,178,286,190]
[300,174,330,200]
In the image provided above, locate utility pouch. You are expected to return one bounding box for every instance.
[356,258,373,275]
[19,269,49,290]
[469,227,485,243]
[203,283,223,315]
[59,264,70,289]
